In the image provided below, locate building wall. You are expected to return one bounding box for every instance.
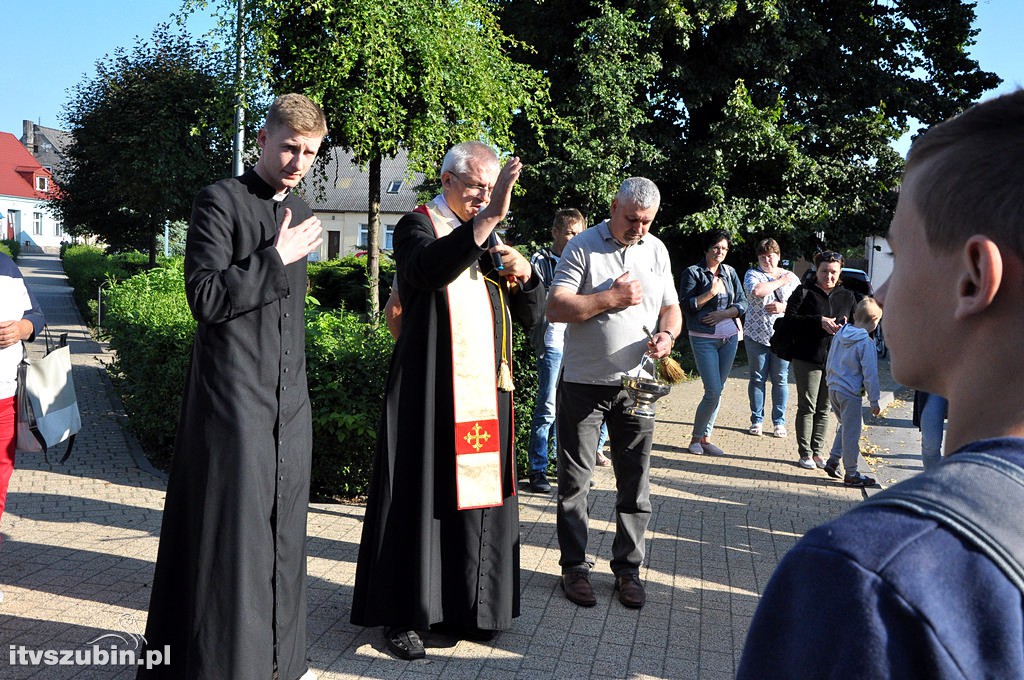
[0,195,65,253]
[314,211,403,261]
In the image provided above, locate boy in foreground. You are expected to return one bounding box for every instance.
[738,90,1024,677]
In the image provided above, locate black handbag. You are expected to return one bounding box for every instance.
[770,316,797,361]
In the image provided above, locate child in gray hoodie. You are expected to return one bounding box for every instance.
[823,297,883,487]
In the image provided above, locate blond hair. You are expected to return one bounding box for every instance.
[854,297,883,327]
[265,93,328,137]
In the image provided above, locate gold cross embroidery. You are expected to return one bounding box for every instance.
[464,422,492,452]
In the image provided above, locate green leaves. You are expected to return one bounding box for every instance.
[53,25,234,261]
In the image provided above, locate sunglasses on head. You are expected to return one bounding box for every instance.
[819,251,843,263]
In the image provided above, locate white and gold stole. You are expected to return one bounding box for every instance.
[415,201,505,510]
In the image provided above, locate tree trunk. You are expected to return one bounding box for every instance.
[366,155,382,324]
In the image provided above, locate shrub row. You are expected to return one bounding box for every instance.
[62,245,151,323]
[85,248,544,499]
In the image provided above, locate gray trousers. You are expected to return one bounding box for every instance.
[828,389,863,475]
[793,359,830,458]
[556,380,653,576]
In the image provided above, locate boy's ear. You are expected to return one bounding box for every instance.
[954,235,1003,320]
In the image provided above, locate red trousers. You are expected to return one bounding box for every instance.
[0,396,17,530]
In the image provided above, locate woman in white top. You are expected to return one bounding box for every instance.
[0,252,44,533]
[743,238,800,437]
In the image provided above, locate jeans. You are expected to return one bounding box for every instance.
[556,381,652,575]
[689,334,739,439]
[793,359,829,458]
[528,346,562,474]
[746,338,790,427]
[828,389,863,475]
[920,393,948,472]
[528,346,608,475]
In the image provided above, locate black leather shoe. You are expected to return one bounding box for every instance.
[561,570,597,607]
[528,472,552,493]
[384,627,425,660]
[615,573,646,609]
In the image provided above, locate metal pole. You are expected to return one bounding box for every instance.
[97,282,105,334]
[231,0,245,177]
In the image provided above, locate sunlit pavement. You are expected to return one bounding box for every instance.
[1,254,911,679]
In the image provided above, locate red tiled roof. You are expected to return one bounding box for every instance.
[0,132,55,200]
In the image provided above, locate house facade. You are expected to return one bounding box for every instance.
[300,147,425,261]
[21,121,71,180]
[0,132,63,253]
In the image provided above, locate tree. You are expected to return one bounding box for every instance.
[53,26,234,263]
[501,0,665,236]
[501,0,999,261]
[223,0,549,321]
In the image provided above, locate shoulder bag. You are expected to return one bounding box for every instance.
[16,329,80,463]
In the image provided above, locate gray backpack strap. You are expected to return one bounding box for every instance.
[861,452,1024,594]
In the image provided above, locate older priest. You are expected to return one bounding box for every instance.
[351,142,543,660]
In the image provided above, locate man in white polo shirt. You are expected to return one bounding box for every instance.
[546,177,681,610]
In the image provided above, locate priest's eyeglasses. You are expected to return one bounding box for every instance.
[451,172,493,197]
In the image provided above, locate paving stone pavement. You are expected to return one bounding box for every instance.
[0,254,912,679]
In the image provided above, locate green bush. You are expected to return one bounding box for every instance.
[99,255,398,497]
[62,246,151,323]
[102,262,194,467]
[1,239,20,260]
[308,255,396,314]
[305,310,394,499]
[92,249,547,497]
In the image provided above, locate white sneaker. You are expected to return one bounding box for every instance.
[773,424,787,438]
[749,423,763,436]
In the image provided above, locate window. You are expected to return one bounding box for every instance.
[33,212,43,235]
[359,224,396,250]
[55,221,64,237]
[386,180,403,194]
[35,176,49,192]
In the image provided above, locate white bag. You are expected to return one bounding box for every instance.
[17,332,80,462]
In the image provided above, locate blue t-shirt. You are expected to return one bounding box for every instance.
[738,437,1024,679]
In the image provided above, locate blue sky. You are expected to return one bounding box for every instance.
[1,0,1020,142]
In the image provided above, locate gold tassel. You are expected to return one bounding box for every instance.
[498,359,515,392]
[485,273,515,392]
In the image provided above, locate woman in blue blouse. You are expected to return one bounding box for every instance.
[679,230,746,456]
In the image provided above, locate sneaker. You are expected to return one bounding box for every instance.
[823,457,842,479]
[528,473,552,494]
[749,423,763,436]
[701,441,726,456]
[773,424,787,438]
[844,472,877,488]
[687,441,704,455]
[812,454,826,469]
[797,457,816,469]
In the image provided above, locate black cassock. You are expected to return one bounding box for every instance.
[140,169,312,680]
[351,208,543,631]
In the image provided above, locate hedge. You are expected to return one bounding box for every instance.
[73,248,560,498]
